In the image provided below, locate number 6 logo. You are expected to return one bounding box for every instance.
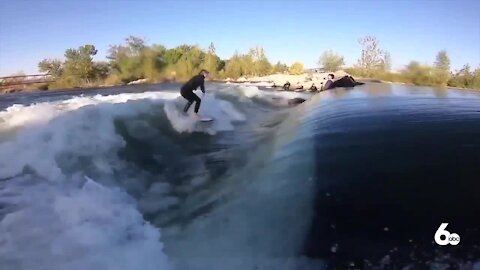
[434,223,460,246]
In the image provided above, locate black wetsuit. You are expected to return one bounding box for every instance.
[181,74,205,113]
[323,79,333,91]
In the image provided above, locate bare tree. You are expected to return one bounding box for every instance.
[357,36,392,75]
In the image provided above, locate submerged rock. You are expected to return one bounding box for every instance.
[288,97,306,105]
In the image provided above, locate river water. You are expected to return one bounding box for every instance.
[0,83,479,269]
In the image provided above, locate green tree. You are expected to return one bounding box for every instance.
[433,50,451,86]
[256,48,272,76]
[38,59,63,78]
[107,37,166,82]
[164,47,183,66]
[93,62,111,81]
[174,45,205,80]
[402,61,434,86]
[318,50,345,71]
[248,47,272,76]
[473,68,480,89]
[202,42,220,77]
[63,44,98,85]
[224,52,243,79]
[448,64,478,89]
[126,36,146,56]
[289,62,304,75]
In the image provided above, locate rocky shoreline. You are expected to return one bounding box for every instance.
[223,70,365,91]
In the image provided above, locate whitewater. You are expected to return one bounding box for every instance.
[0,84,319,270]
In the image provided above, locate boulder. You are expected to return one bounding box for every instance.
[288,97,306,105]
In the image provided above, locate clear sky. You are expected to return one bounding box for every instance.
[0,0,479,76]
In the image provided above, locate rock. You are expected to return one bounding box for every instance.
[288,97,306,105]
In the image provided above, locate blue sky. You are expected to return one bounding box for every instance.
[0,0,479,76]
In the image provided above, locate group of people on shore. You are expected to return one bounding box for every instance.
[281,74,362,92]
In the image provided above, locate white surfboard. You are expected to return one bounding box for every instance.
[200,117,213,122]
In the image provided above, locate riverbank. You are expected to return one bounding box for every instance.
[224,70,363,90]
[2,72,479,96]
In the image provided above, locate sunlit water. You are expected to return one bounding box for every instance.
[0,83,479,270]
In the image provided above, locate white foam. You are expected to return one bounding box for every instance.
[0,92,180,270]
[233,85,312,106]
[0,91,178,132]
[244,81,273,87]
[238,85,262,98]
[0,86,306,270]
[0,176,171,270]
[163,93,246,135]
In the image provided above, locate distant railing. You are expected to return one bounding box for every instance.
[0,74,55,86]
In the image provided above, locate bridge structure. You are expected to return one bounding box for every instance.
[0,74,55,86]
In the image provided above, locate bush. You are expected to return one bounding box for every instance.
[104,74,123,86]
[289,62,304,75]
[37,83,49,91]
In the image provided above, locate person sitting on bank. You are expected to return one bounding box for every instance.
[283,81,291,91]
[323,73,335,90]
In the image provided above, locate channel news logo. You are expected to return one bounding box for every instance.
[434,223,460,246]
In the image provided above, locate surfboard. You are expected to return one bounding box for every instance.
[200,117,213,122]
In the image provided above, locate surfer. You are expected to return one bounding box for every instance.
[181,69,209,119]
[323,73,334,90]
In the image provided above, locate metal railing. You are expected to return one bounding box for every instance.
[0,74,55,86]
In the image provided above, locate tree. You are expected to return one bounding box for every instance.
[289,62,304,75]
[272,61,288,73]
[448,64,476,88]
[202,42,220,77]
[247,47,272,76]
[379,51,392,72]
[433,50,451,86]
[224,53,243,79]
[126,36,146,56]
[93,62,111,81]
[173,45,205,80]
[402,61,434,86]
[318,50,345,71]
[38,59,63,78]
[107,37,167,82]
[356,36,392,76]
[164,47,184,65]
[63,44,98,84]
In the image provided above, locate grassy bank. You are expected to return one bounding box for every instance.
[345,66,480,90]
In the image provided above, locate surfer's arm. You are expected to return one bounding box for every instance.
[200,79,205,93]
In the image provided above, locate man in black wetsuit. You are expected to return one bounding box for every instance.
[181,69,209,119]
[322,73,335,91]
